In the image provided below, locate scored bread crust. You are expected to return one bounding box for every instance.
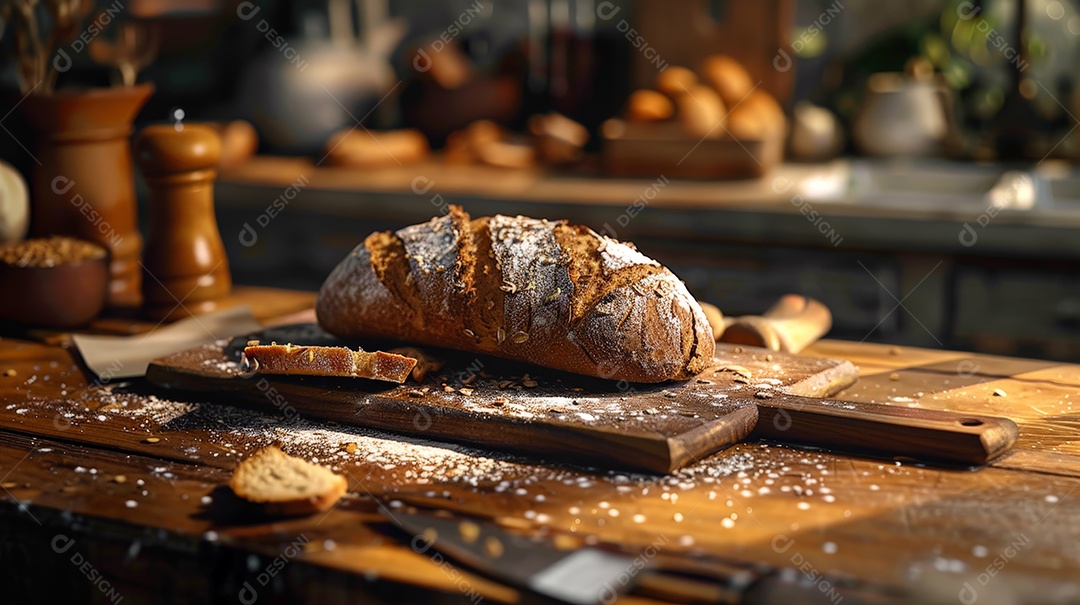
[316,206,714,383]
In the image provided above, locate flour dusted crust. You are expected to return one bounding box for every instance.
[316,206,714,382]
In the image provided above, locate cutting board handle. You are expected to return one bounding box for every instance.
[752,396,1019,466]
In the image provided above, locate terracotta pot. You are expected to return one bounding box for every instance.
[0,252,108,328]
[21,83,154,309]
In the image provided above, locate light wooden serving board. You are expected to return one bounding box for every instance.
[145,325,858,473]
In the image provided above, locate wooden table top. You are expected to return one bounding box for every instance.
[2,287,1079,604]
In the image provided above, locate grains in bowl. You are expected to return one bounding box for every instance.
[0,236,107,268]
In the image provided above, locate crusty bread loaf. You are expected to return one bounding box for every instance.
[230,446,347,516]
[316,206,714,382]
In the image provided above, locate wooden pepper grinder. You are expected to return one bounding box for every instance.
[135,124,231,321]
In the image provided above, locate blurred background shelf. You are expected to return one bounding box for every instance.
[216,155,1080,361]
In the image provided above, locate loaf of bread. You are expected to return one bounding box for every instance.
[317,206,714,382]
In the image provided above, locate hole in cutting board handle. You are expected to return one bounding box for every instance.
[958,418,984,426]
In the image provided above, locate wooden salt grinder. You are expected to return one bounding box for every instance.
[135,124,232,321]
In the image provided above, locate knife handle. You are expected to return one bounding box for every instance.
[752,396,1018,466]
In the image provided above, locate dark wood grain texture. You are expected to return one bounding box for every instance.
[145,325,1017,470]
[145,326,864,473]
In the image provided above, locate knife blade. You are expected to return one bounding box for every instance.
[378,501,640,605]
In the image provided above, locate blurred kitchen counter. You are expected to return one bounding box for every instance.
[214,156,1080,361]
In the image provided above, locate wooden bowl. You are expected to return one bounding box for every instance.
[0,237,108,328]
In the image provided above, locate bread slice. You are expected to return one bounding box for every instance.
[243,341,417,383]
[229,446,348,516]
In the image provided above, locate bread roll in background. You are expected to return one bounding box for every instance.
[676,85,726,139]
[626,89,674,122]
[475,138,537,169]
[727,90,787,140]
[701,55,755,105]
[743,90,785,124]
[443,119,542,169]
[725,102,769,139]
[324,129,430,168]
[443,129,476,165]
[529,113,589,165]
[656,65,698,97]
[317,206,715,383]
[206,120,258,171]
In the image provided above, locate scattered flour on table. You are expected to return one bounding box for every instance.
[18,380,853,535]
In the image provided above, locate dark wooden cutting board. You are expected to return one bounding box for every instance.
[145,324,858,473]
